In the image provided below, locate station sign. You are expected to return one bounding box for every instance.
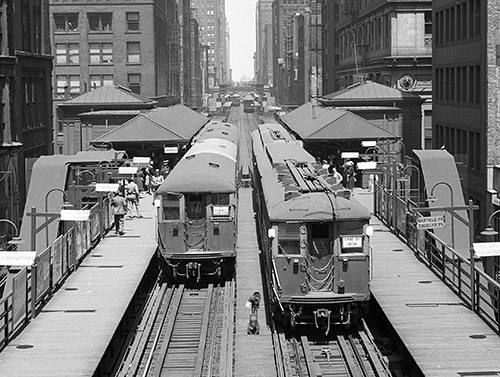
[94,183,119,192]
[342,235,363,248]
[357,161,377,170]
[164,146,179,154]
[132,157,151,166]
[118,166,139,175]
[361,141,377,147]
[473,242,500,258]
[60,209,91,221]
[341,152,360,159]
[0,251,36,266]
[416,216,446,229]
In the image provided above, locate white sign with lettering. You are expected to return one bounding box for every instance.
[416,216,446,229]
[0,252,36,266]
[118,166,139,175]
[473,242,500,258]
[95,183,119,192]
[60,210,91,221]
[342,236,363,248]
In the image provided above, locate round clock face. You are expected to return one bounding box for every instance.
[399,74,415,89]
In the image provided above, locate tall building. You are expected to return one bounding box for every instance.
[256,0,274,87]
[322,0,432,149]
[49,0,173,100]
[433,0,494,228]
[0,0,53,227]
[191,0,230,86]
[272,0,309,104]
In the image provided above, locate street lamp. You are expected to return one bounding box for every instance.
[401,164,421,203]
[480,209,500,237]
[44,188,70,247]
[0,219,23,248]
[428,181,455,248]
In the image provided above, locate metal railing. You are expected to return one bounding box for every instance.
[373,168,500,334]
[0,196,114,350]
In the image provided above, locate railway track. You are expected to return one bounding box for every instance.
[116,281,235,377]
[274,320,391,377]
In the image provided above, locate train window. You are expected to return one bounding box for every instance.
[339,221,364,235]
[162,194,180,220]
[186,194,206,220]
[278,223,301,255]
[310,223,331,257]
[212,193,229,205]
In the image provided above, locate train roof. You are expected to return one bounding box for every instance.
[194,121,238,144]
[252,123,370,222]
[158,121,238,194]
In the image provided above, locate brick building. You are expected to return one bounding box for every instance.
[0,0,53,229]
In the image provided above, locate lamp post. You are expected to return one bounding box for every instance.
[429,181,455,248]
[401,165,421,203]
[480,209,500,238]
[0,219,23,249]
[44,188,69,247]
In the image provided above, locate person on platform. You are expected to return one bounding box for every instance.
[331,167,343,186]
[111,191,127,235]
[126,178,142,218]
[150,169,164,205]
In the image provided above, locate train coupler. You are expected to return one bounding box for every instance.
[314,308,332,336]
[186,262,202,283]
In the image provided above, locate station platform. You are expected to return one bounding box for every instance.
[0,196,158,377]
[354,188,500,376]
[233,187,276,377]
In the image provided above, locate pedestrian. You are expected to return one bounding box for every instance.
[111,191,127,235]
[322,159,330,170]
[332,167,343,185]
[126,178,142,218]
[346,165,356,194]
[150,169,164,204]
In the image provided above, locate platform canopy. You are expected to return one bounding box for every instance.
[279,102,398,141]
[91,104,210,145]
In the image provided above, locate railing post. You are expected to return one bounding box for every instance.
[31,264,37,319]
[468,199,476,312]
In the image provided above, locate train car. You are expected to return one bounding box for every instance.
[243,95,255,113]
[156,120,238,281]
[231,94,241,107]
[251,123,372,334]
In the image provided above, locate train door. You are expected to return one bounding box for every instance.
[185,193,207,250]
[306,222,334,292]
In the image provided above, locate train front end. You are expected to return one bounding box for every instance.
[156,121,238,282]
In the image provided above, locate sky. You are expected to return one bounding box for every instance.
[226,0,257,81]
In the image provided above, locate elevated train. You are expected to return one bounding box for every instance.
[252,123,372,334]
[156,120,238,281]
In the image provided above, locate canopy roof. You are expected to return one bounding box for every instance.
[279,102,398,141]
[59,85,157,108]
[320,81,422,104]
[91,104,209,144]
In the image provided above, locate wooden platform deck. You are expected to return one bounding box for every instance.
[234,188,276,377]
[0,196,158,377]
[354,188,500,376]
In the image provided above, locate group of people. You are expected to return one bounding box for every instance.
[317,157,357,193]
[110,160,170,236]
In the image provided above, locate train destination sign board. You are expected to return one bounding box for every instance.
[416,216,446,229]
[0,251,36,266]
[473,242,500,258]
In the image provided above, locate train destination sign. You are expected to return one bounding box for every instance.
[0,251,36,266]
[473,242,500,258]
[95,183,119,192]
[416,216,446,229]
[342,235,363,248]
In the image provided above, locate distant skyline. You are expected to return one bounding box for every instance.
[226,0,257,81]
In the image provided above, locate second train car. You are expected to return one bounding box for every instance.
[252,123,372,334]
[156,120,238,281]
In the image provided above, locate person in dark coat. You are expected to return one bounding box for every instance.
[111,191,127,235]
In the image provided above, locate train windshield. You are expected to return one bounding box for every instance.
[277,223,301,255]
[162,194,181,220]
[212,193,230,205]
[186,194,206,220]
[310,223,331,257]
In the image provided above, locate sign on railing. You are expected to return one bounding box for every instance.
[416,216,446,229]
[473,242,500,258]
[0,252,36,266]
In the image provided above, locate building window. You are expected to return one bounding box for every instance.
[89,43,113,64]
[127,73,141,94]
[90,74,113,89]
[55,43,79,64]
[127,42,140,63]
[424,11,432,35]
[126,12,139,31]
[56,75,80,95]
[54,13,79,32]
[88,13,112,32]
